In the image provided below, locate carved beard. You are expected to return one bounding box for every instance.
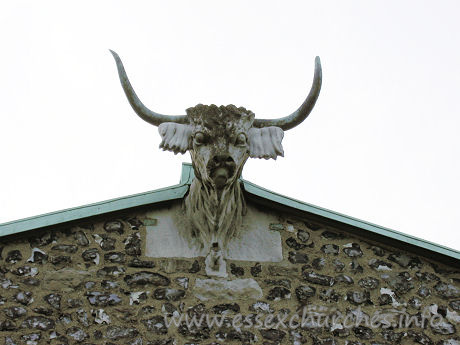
[184,159,247,251]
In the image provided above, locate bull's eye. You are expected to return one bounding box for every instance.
[235,133,247,146]
[194,132,206,146]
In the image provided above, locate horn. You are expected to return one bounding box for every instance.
[109,50,187,126]
[253,56,322,131]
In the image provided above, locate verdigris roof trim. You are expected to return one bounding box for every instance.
[1,163,459,262]
[242,180,460,261]
[0,167,193,238]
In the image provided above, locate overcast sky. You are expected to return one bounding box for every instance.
[1,1,459,251]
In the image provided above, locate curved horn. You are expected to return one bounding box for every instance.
[109,50,187,126]
[253,56,322,131]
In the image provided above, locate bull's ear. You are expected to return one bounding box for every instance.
[248,126,284,159]
[158,122,192,154]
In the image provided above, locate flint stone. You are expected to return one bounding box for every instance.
[319,288,340,302]
[101,280,119,289]
[343,243,363,257]
[286,237,307,250]
[335,274,354,285]
[431,320,456,335]
[358,277,380,290]
[105,325,139,339]
[212,303,240,314]
[193,278,263,301]
[3,306,27,318]
[250,262,262,277]
[321,244,339,255]
[178,320,210,340]
[415,271,440,282]
[14,291,33,305]
[297,229,310,242]
[104,220,124,234]
[260,328,286,342]
[369,259,392,271]
[49,255,71,265]
[142,316,167,334]
[381,329,405,343]
[303,271,335,286]
[93,234,116,250]
[350,259,363,273]
[295,285,316,303]
[97,266,125,277]
[267,286,291,301]
[268,265,298,276]
[379,294,393,306]
[370,245,385,256]
[4,337,16,345]
[67,326,89,342]
[51,244,78,253]
[436,339,460,345]
[76,308,90,327]
[104,252,125,263]
[74,230,89,246]
[418,286,431,297]
[128,258,156,268]
[154,288,186,301]
[250,301,273,313]
[230,263,244,276]
[0,278,13,289]
[127,217,143,230]
[0,320,17,331]
[5,250,22,264]
[435,282,460,299]
[388,252,422,268]
[28,231,55,247]
[27,248,48,264]
[321,231,344,239]
[333,259,345,272]
[44,294,61,309]
[289,251,309,264]
[347,291,371,305]
[175,277,189,289]
[20,333,40,344]
[216,328,256,342]
[408,296,422,309]
[87,292,122,306]
[82,248,99,263]
[269,223,285,231]
[264,279,291,289]
[11,265,38,277]
[125,233,141,256]
[406,330,433,345]
[124,271,170,286]
[312,257,326,270]
[33,307,53,315]
[43,268,92,291]
[21,316,55,330]
[449,300,460,311]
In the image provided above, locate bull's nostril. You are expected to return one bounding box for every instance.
[226,157,233,163]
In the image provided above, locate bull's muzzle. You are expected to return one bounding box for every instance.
[207,154,236,189]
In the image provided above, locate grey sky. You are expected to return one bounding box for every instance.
[1,1,459,250]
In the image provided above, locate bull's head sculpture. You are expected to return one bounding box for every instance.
[110,50,321,252]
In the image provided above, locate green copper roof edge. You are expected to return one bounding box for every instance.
[1,162,458,262]
[242,179,460,260]
[0,180,190,238]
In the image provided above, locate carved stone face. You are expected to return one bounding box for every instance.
[158,104,285,189]
[187,105,254,188]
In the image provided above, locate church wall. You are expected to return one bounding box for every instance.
[0,201,459,345]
